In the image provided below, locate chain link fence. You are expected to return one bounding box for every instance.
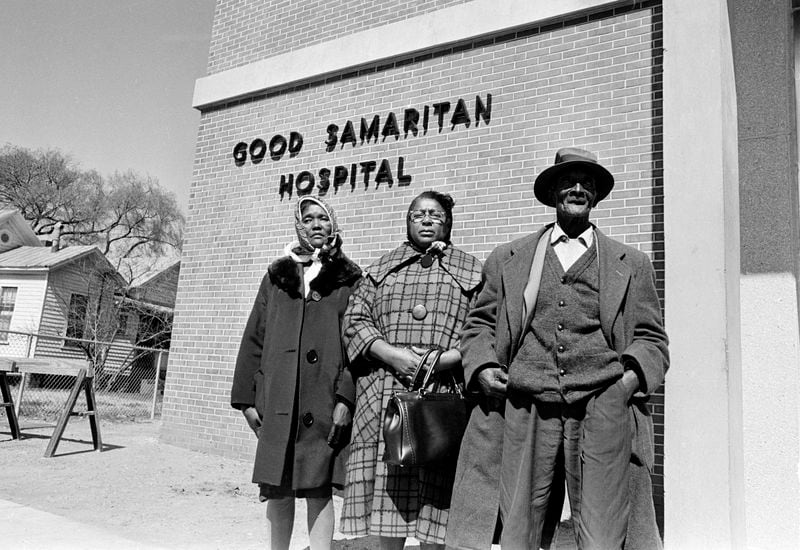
[0,330,167,423]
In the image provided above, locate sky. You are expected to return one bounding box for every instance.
[0,0,217,214]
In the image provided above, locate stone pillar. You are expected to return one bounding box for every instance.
[662,0,746,548]
[731,1,800,548]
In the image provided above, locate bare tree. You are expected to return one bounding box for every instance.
[0,145,184,278]
[0,145,181,388]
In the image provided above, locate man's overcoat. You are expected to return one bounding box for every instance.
[231,253,362,490]
[446,224,669,550]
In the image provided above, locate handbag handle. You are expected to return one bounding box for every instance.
[408,348,436,390]
[418,349,443,389]
[417,350,464,399]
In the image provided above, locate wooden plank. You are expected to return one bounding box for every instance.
[0,358,16,373]
[0,372,21,439]
[44,368,87,458]
[84,378,102,452]
[14,358,89,377]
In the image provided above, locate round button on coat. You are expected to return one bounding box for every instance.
[411,304,428,320]
[306,350,318,364]
[302,412,314,427]
[310,290,322,301]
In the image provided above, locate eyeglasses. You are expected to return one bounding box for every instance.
[408,209,447,224]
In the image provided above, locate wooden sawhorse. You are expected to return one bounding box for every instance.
[0,358,102,457]
[0,359,21,439]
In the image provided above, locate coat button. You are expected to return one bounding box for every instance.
[306,350,318,364]
[557,345,565,353]
[557,323,564,331]
[559,369,566,376]
[558,300,566,307]
[310,290,322,301]
[302,412,314,427]
[411,304,427,320]
[561,276,567,284]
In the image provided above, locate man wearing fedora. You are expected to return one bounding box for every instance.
[446,148,669,550]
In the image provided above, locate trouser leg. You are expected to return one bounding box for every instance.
[528,404,564,549]
[575,379,631,550]
[540,445,566,550]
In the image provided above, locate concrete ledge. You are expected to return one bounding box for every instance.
[193,0,621,109]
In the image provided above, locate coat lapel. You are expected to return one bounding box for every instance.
[597,229,631,346]
[502,229,547,354]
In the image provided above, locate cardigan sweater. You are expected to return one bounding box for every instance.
[510,242,622,403]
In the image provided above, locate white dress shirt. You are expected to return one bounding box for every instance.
[551,223,594,271]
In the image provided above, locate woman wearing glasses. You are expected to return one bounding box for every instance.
[340,190,482,549]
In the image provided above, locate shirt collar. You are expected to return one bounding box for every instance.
[551,223,595,248]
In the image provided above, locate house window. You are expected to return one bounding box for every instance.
[0,286,17,344]
[65,293,88,346]
[117,311,129,339]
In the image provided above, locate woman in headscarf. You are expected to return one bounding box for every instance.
[231,196,362,550]
[340,190,483,550]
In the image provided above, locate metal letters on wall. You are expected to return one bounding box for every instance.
[233,93,492,199]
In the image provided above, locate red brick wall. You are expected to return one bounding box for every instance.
[166,1,664,515]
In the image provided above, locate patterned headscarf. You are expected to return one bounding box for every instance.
[292,196,342,260]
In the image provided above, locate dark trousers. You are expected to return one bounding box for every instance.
[529,379,631,550]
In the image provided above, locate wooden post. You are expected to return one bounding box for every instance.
[44,368,87,458]
[0,369,20,439]
[13,372,26,419]
[150,350,163,420]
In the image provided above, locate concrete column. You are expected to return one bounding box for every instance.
[732,2,800,548]
[663,1,745,548]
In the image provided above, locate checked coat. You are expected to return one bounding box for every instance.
[340,242,482,544]
[446,224,669,550]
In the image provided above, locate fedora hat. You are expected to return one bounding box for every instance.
[533,147,614,208]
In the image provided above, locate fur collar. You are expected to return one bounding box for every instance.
[268,253,362,299]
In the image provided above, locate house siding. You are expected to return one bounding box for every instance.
[0,271,48,356]
[33,260,134,373]
[132,263,181,308]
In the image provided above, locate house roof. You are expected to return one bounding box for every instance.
[0,244,125,282]
[131,260,181,288]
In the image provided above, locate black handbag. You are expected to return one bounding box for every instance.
[382,350,469,466]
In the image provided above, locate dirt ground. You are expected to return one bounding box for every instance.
[0,418,380,550]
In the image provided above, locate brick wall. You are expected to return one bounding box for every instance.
[165,0,664,518]
[208,0,473,74]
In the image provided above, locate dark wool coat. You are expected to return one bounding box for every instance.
[446,225,669,550]
[231,253,362,490]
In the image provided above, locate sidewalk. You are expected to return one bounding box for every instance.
[0,420,387,549]
[0,498,167,550]
[0,419,569,550]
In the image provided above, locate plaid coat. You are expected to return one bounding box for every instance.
[340,242,482,544]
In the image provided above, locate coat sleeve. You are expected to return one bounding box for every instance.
[342,275,383,363]
[460,247,505,390]
[230,275,269,410]
[335,365,356,410]
[621,254,670,397]
[334,282,359,409]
